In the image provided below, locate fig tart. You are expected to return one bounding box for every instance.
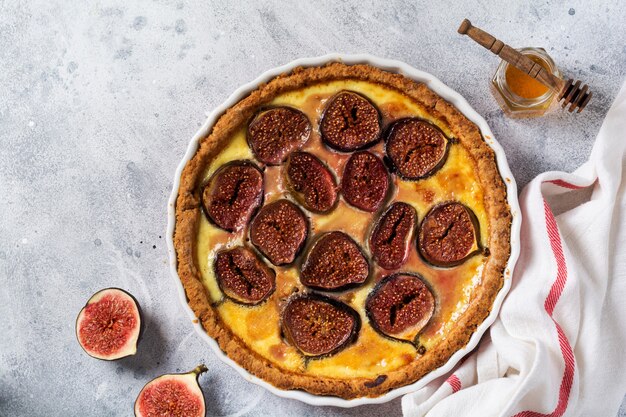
[173,63,511,399]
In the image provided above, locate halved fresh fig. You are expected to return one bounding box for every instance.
[418,202,480,267]
[281,294,360,357]
[214,246,276,305]
[300,231,369,291]
[320,91,382,151]
[201,161,264,232]
[385,118,449,180]
[366,273,435,342]
[370,202,417,270]
[250,199,308,266]
[341,151,389,212]
[285,151,338,213]
[75,288,142,360]
[134,365,208,417]
[247,107,311,165]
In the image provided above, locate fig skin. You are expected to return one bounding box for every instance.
[75,288,143,361]
[300,231,369,291]
[250,199,309,266]
[365,273,435,342]
[281,294,360,357]
[418,202,481,267]
[134,365,208,417]
[385,118,449,180]
[320,91,382,151]
[247,107,311,165]
[341,151,389,212]
[370,202,417,270]
[285,151,338,213]
[201,161,264,232]
[214,246,276,305]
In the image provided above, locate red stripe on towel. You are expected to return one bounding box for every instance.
[446,374,461,393]
[547,179,583,190]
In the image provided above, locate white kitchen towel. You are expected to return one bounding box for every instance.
[402,81,626,417]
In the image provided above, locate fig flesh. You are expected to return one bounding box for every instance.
[285,151,338,213]
[418,202,480,267]
[250,199,308,266]
[75,288,142,361]
[341,151,389,212]
[366,273,435,342]
[214,246,276,305]
[370,202,417,270]
[385,118,448,180]
[247,107,311,165]
[300,231,369,291]
[282,294,360,357]
[201,161,264,232]
[135,365,207,417]
[320,91,381,151]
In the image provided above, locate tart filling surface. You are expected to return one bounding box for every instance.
[174,63,511,399]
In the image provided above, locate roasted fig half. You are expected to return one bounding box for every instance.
[385,118,449,180]
[281,294,360,357]
[341,151,389,212]
[285,151,338,213]
[320,91,382,151]
[366,273,435,342]
[300,231,369,291]
[214,246,276,305]
[201,161,264,232]
[417,202,481,267]
[247,107,311,165]
[370,202,417,270]
[250,199,308,266]
[135,365,208,417]
[75,288,142,360]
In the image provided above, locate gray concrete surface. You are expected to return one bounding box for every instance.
[1,0,625,416]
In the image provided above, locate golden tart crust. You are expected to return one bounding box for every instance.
[173,63,511,399]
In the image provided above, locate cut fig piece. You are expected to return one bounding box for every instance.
[250,199,308,266]
[282,294,360,357]
[320,91,382,151]
[201,161,264,232]
[366,273,435,342]
[341,151,389,212]
[285,151,338,213]
[247,107,311,165]
[75,288,142,361]
[300,231,369,291]
[214,246,276,305]
[135,365,208,417]
[385,118,449,180]
[418,202,481,267]
[370,202,417,270]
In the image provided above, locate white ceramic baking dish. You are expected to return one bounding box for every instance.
[166,53,521,407]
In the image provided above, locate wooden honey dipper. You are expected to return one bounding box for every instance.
[458,19,591,113]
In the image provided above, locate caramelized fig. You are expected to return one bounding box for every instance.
[247,107,311,165]
[320,91,381,151]
[341,151,389,212]
[250,199,308,266]
[282,294,360,357]
[214,247,276,305]
[385,118,448,180]
[201,161,264,232]
[300,231,369,291]
[370,202,417,270]
[366,273,435,342]
[418,202,480,267]
[135,365,207,417]
[76,288,142,361]
[285,151,338,213]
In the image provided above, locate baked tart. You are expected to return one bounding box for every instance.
[173,62,511,399]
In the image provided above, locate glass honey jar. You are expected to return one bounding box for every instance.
[490,47,562,118]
